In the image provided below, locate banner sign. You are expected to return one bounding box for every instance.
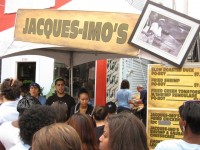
[147,64,200,149]
[15,9,139,56]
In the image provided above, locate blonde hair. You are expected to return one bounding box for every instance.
[32,123,82,150]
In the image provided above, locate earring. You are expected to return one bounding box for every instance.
[182,126,185,133]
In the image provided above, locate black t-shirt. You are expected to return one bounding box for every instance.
[94,125,104,144]
[46,93,76,119]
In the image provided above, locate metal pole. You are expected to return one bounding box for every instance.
[70,52,73,96]
[184,0,188,15]
[172,0,176,10]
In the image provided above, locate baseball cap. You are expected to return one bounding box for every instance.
[106,101,117,114]
[29,82,40,89]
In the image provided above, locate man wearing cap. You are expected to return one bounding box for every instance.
[46,78,75,119]
[29,82,46,105]
[134,84,147,126]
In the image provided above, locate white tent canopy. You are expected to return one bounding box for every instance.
[0,0,141,64]
[2,0,196,65]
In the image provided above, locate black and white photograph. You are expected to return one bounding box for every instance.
[129,1,200,67]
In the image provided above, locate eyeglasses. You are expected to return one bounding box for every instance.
[183,100,200,107]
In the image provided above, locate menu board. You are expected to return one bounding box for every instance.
[147,64,200,149]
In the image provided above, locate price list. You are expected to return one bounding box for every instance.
[147,64,200,149]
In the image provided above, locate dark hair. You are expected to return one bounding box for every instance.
[107,112,149,150]
[67,113,98,150]
[29,82,41,95]
[21,81,32,97]
[19,105,56,145]
[120,80,130,89]
[1,78,22,100]
[105,101,117,114]
[32,123,82,150]
[78,88,89,98]
[55,78,65,85]
[51,101,68,122]
[93,105,108,121]
[17,95,41,116]
[179,101,200,134]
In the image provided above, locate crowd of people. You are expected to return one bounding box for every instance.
[0,78,200,150]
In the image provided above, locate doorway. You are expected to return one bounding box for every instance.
[17,62,36,82]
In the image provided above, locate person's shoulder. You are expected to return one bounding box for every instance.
[141,89,147,93]
[39,96,46,100]
[38,96,47,105]
[71,104,75,110]
[46,94,55,100]
[70,104,77,116]
[0,101,17,107]
[64,93,74,98]
[155,139,182,150]
[10,143,29,150]
[126,89,132,93]
[0,122,11,135]
[0,121,12,127]
[64,94,75,103]
[88,103,93,108]
[117,89,122,92]
[122,89,132,95]
[95,125,104,130]
[88,104,94,111]
[46,94,57,105]
[85,104,93,116]
[94,125,104,135]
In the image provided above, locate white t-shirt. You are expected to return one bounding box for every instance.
[0,121,22,150]
[155,139,200,150]
[0,101,19,125]
[10,143,30,150]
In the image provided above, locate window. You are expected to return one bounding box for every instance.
[17,62,36,82]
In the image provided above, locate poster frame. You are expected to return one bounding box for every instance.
[128,1,200,67]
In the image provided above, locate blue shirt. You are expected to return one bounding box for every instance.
[116,89,132,109]
[38,96,46,105]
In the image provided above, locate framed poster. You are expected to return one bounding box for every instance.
[128,1,200,67]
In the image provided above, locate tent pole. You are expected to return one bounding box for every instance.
[70,52,73,97]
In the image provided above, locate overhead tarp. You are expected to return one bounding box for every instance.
[0,0,141,66]
[1,0,200,66]
[0,0,170,66]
